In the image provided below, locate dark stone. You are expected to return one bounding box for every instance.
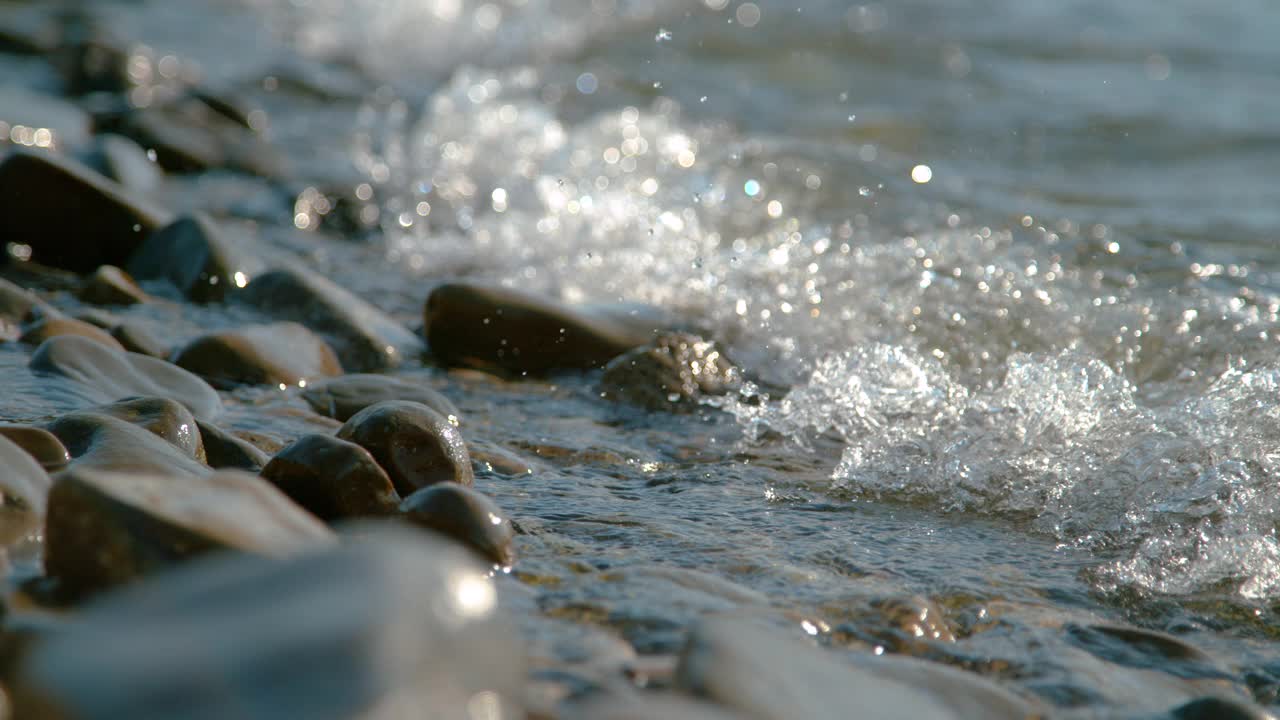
[240,266,424,372]
[301,373,460,423]
[1064,623,1228,679]
[20,316,125,352]
[46,409,210,479]
[110,101,286,178]
[30,335,222,421]
[1169,696,1275,720]
[82,397,205,463]
[563,692,747,720]
[12,526,522,720]
[0,84,92,150]
[0,425,70,472]
[126,213,262,303]
[195,421,269,473]
[0,433,51,545]
[399,482,515,566]
[79,265,151,306]
[0,150,170,273]
[336,400,473,496]
[424,282,667,375]
[43,468,333,598]
[172,322,343,389]
[110,321,169,358]
[260,434,400,521]
[600,333,741,412]
[76,134,163,195]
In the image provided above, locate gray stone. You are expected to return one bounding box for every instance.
[14,526,523,720]
[0,84,92,151]
[600,333,741,412]
[77,134,163,195]
[126,213,263,303]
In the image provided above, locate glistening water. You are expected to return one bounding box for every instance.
[12,0,1280,715]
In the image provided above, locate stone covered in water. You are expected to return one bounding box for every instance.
[424,282,667,375]
[260,434,400,521]
[0,149,170,273]
[126,213,262,303]
[600,333,741,412]
[301,373,460,423]
[399,482,515,566]
[78,265,151,306]
[337,400,473,495]
[46,412,211,479]
[195,421,270,473]
[12,525,523,720]
[76,133,163,194]
[81,397,206,463]
[109,321,169,358]
[0,425,70,472]
[20,316,125,352]
[675,615,1037,720]
[171,322,343,389]
[43,468,333,597]
[0,433,51,546]
[240,266,424,371]
[30,335,222,421]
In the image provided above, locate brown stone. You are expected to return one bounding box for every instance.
[20,316,125,352]
[0,425,70,472]
[195,421,269,473]
[261,434,400,521]
[336,400,472,496]
[399,483,514,566]
[301,373,459,423]
[172,322,342,389]
[79,265,150,306]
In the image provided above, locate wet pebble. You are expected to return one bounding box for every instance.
[0,149,170,273]
[600,333,741,412]
[127,213,262,303]
[194,421,269,473]
[562,692,748,720]
[171,322,342,389]
[12,526,521,720]
[336,400,473,495]
[675,614,1038,720]
[0,425,70,472]
[301,373,460,423]
[0,433,51,546]
[78,265,151,306]
[109,321,169,358]
[30,335,222,420]
[399,482,514,566]
[20,316,125,352]
[260,434,400,521]
[82,397,206,463]
[76,133,163,195]
[241,265,424,371]
[46,410,210,479]
[1168,696,1277,720]
[424,282,668,375]
[0,278,52,331]
[43,468,333,598]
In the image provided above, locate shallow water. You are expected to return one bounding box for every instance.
[7,0,1280,715]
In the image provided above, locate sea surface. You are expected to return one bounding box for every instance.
[5,0,1280,715]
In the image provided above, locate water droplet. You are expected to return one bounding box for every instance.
[655,28,672,42]
[653,81,663,89]
[699,95,708,103]
[847,114,857,122]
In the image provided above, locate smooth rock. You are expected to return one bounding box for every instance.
[424,283,666,375]
[0,149,170,273]
[0,426,70,472]
[0,84,92,151]
[0,278,51,327]
[562,692,747,720]
[76,134,163,195]
[19,316,125,352]
[78,266,150,306]
[171,322,342,389]
[30,335,222,421]
[240,266,424,372]
[301,373,460,423]
[46,411,210,479]
[1168,696,1277,720]
[260,434,400,521]
[13,526,522,720]
[336,400,473,495]
[399,483,514,566]
[0,434,51,545]
[126,213,261,303]
[43,468,333,597]
[111,102,286,178]
[600,333,741,412]
[109,321,168,358]
[195,421,269,473]
[70,308,120,330]
[675,615,1037,720]
[82,397,205,463]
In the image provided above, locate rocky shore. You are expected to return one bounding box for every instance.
[0,4,1275,720]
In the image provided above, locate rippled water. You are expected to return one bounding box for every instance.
[11,0,1280,714]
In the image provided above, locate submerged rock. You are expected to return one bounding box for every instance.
[600,333,741,412]
[46,411,210,479]
[109,321,169,358]
[78,266,151,306]
[399,483,515,566]
[30,335,222,421]
[13,526,522,720]
[126,213,262,303]
[20,316,125,352]
[260,434,400,521]
[76,133,163,194]
[0,433,51,545]
[337,400,473,495]
[301,373,460,423]
[81,397,206,463]
[0,425,70,472]
[195,421,269,473]
[171,322,342,389]
[240,266,424,371]
[675,615,1037,720]
[424,282,668,375]
[43,468,333,597]
[0,149,170,273]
